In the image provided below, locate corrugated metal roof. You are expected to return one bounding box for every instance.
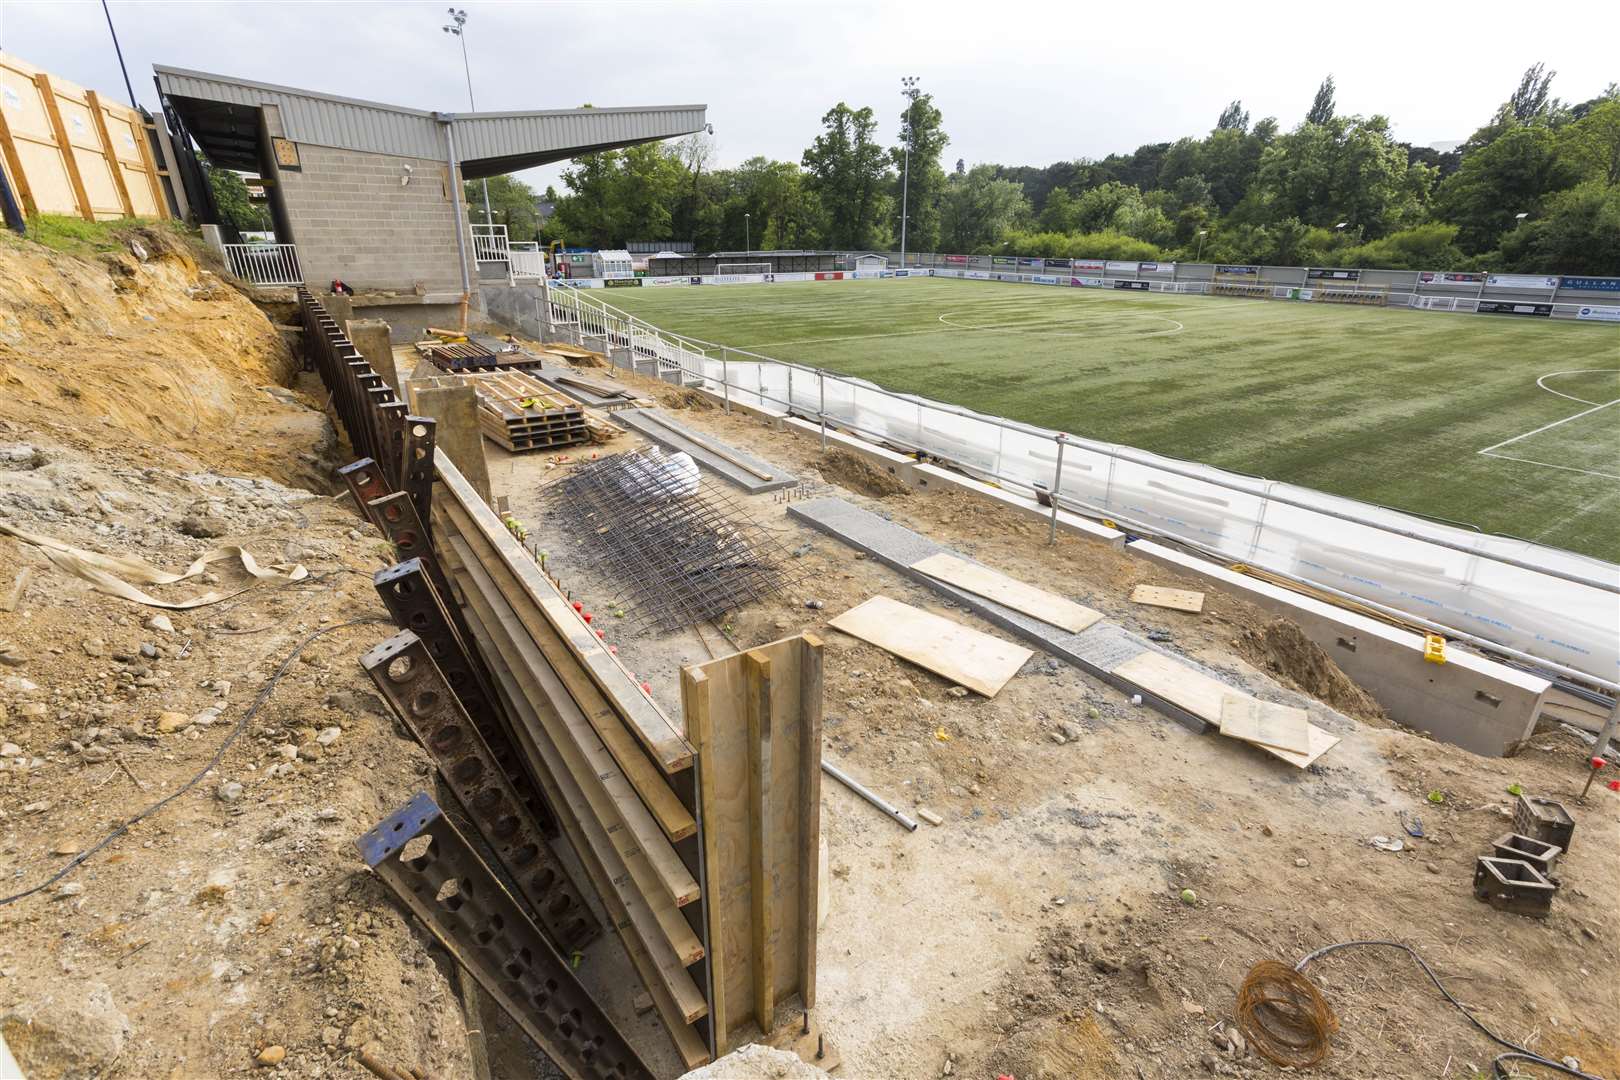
[154,65,705,174]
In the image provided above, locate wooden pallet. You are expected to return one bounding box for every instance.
[459,370,590,451]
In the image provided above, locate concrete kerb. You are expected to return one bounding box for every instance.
[787,496,1224,736]
[1128,539,1550,757]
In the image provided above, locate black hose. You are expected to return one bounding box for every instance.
[1295,940,1600,1079]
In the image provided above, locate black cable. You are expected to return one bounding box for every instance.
[1295,940,1600,1079]
[0,617,390,907]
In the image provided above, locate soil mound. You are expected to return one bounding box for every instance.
[819,449,910,498]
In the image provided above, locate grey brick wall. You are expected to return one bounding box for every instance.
[276,142,470,294]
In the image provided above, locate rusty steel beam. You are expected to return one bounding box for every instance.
[357,792,649,1080]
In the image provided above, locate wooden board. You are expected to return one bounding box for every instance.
[445,535,701,917]
[448,572,710,1069]
[1218,694,1312,755]
[434,452,693,773]
[1113,650,1236,723]
[682,635,821,1055]
[442,502,695,842]
[1130,584,1205,613]
[1113,651,1337,769]
[1254,722,1340,769]
[827,595,1031,698]
[910,553,1103,634]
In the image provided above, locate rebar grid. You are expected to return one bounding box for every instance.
[542,449,803,635]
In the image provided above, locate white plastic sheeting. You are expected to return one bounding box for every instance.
[542,281,1620,687]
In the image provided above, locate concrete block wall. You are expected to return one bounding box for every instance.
[270,129,469,295]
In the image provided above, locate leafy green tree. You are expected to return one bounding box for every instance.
[547,144,687,248]
[464,173,540,241]
[1434,125,1578,252]
[1558,99,1620,185]
[1253,114,1432,236]
[1498,181,1620,273]
[939,165,1029,252]
[1337,223,1466,269]
[1217,100,1249,132]
[202,161,264,236]
[892,92,949,252]
[1510,62,1558,123]
[802,103,892,249]
[1306,76,1336,125]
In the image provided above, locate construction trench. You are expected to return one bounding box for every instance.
[0,240,1615,1080]
[293,289,1619,1079]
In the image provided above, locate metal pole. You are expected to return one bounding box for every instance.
[722,350,731,413]
[821,758,917,831]
[441,117,473,332]
[819,370,827,453]
[101,0,138,109]
[1048,433,1067,544]
[1590,698,1619,768]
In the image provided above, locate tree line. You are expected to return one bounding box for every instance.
[488,63,1619,274]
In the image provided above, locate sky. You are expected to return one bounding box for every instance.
[3,0,1617,194]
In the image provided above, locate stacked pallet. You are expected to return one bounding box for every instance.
[430,454,713,1069]
[460,370,591,451]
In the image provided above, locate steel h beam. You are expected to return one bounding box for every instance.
[357,792,650,1080]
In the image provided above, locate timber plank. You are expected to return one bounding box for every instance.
[434,452,693,773]
[683,635,818,1054]
[827,595,1031,698]
[448,568,711,1068]
[1218,694,1312,755]
[910,553,1103,633]
[442,500,696,841]
[446,532,700,911]
[1130,584,1205,613]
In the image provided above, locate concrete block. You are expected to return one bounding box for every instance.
[1473,856,1555,918]
[1129,539,1550,757]
[1490,833,1561,878]
[347,318,397,393]
[407,380,491,504]
[1513,795,1575,852]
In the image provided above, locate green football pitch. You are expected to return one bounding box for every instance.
[603,277,1620,562]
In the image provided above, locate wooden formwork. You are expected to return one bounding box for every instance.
[0,51,169,221]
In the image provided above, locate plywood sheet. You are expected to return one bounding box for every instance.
[828,595,1032,698]
[1218,694,1312,754]
[911,553,1103,634]
[1131,584,1205,613]
[1113,650,1233,722]
[1255,722,1340,769]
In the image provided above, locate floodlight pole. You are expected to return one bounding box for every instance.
[900,76,920,268]
[444,9,493,229]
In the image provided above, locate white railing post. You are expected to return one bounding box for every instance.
[819,370,827,452]
[1049,434,1067,545]
[722,349,731,413]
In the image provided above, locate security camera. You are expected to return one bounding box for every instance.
[706,123,714,135]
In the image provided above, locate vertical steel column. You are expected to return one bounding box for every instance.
[819,370,827,453]
[1049,434,1067,545]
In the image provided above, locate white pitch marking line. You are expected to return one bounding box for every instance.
[1477,449,1620,481]
[1535,368,1620,407]
[1477,396,1620,456]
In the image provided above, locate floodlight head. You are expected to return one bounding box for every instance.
[1335,221,1348,229]
[1515,211,1529,219]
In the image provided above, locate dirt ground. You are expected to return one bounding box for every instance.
[0,229,1613,1080]
[490,364,1620,1080]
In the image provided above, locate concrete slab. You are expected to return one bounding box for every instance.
[619,409,798,494]
[786,496,1222,735]
[1129,539,1550,756]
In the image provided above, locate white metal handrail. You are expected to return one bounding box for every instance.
[222,243,302,286]
[471,223,510,263]
[538,278,1619,690]
[509,243,546,280]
